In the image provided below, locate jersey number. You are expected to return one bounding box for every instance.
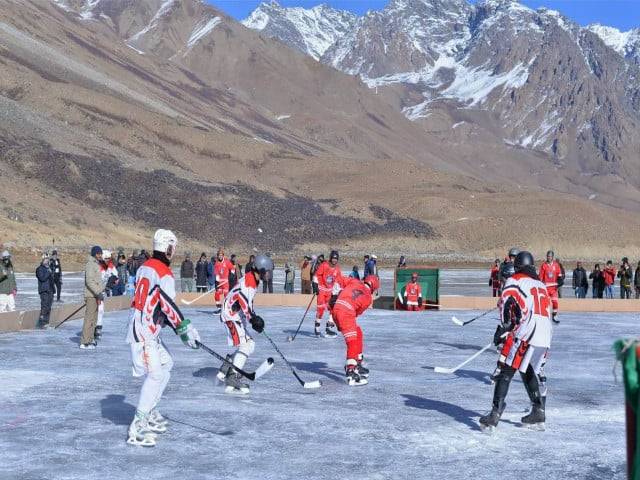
[134,278,150,311]
[531,287,550,317]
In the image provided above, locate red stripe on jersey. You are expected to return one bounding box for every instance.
[226,321,240,346]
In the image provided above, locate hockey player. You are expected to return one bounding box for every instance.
[498,247,519,291]
[213,248,233,314]
[332,275,380,386]
[403,272,423,311]
[314,250,345,337]
[126,229,200,447]
[216,255,269,394]
[539,250,562,323]
[480,251,552,431]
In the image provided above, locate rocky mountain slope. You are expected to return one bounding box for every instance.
[245,0,640,211]
[588,24,640,65]
[1,0,639,260]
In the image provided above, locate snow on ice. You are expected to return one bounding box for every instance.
[0,307,628,479]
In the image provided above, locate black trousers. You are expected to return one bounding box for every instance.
[262,278,273,294]
[53,275,62,301]
[39,291,54,327]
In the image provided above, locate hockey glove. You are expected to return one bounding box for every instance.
[176,319,200,349]
[250,314,265,333]
[493,324,508,346]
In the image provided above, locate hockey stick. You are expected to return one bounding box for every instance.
[262,331,322,389]
[180,287,216,305]
[433,341,494,374]
[287,294,316,342]
[196,340,274,381]
[451,307,498,326]
[54,303,86,329]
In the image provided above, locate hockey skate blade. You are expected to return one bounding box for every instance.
[254,358,275,380]
[521,422,546,432]
[127,435,156,447]
[451,316,464,326]
[303,380,322,389]
[433,366,454,374]
[224,386,250,395]
[479,424,497,434]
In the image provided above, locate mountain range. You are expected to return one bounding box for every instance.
[0,0,639,260]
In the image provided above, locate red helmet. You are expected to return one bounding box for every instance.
[364,275,379,292]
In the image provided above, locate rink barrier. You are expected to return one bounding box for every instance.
[2,294,639,333]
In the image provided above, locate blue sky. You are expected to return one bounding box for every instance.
[210,0,639,31]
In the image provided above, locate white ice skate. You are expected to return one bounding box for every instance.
[148,409,168,434]
[345,366,368,386]
[127,413,157,447]
[224,372,250,395]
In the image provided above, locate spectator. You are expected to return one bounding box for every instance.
[245,254,256,275]
[556,258,566,298]
[603,261,616,299]
[229,254,242,288]
[635,261,640,299]
[102,250,118,297]
[195,253,209,293]
[589,263,605,299]
[284,263,295,294]
[572,261,588,298]
[49,249,63,302]
[489,259,500,297]
[367,255,379,277]
[300,255,312,294]
[618,257,633,299]
[207,256,216,290]
[81,246,105,349]
[397,255,407,268]
[262,255,274,294]
[126,250,139,295]
[36,253,54,329]
[350,265,360,279]
[114,253,128,296]
[363,255,371,277]
[0,250,17,312]
[180,253,195,293]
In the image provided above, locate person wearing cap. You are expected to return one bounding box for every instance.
[403,272,423,311]
[36,253,55,329]
[618,257,633,299]
[299,255,312,294]
[0,250,17,312]
[48,250,63,302]
[81,246,106,349]
[368,255,379,277]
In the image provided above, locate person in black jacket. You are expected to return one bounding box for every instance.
[36,254,55,328]
[589,263,605,299]
[572,261,588,298]
[195,253,209,293]
[244,255,256,275]
[49,250,63,302]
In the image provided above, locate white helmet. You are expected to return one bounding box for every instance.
[153,229,177,259]
[1,250,10,259]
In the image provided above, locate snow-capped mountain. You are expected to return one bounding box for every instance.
[245,0,640,184]
[241,1,357,60]
[588,24,640,65]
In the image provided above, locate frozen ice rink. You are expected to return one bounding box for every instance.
[0,307,631,480]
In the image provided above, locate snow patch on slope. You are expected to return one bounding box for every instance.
[128,0,176,43]
[186,16,221,48]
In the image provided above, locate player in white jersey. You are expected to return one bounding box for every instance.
[216,255,270,394]
[480,251,553,431]
[125,229,201,447]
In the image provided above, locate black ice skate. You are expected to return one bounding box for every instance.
[479,403,506,431]
[94,325,103,339]
[325,322,338,338]
[356,362,370,379]
[552,314,559,324]
[213,307,222,315]
[345,365,368,386]
[521,406,545,430]
[224,372,250,395]
[314,322,321,337]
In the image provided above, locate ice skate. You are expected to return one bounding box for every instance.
[552,314,559,324]
[521,406,545,431]
[79,342,96,350]
[127,412,157,447]
[148,409,168,434]
[345,365,368,386]
[216,354,233,383]
[356,362,370,379]
[213,307,222,315]
[479,402,506,432]
[224,372,250,395]
[314,322,321,338]
[94,325,103,339]
[324,322,338,338]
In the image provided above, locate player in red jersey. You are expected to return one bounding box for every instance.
[332,275,380,386]
[403,272,423,311]
[125,229,200,447]
[314,250,345,338]
[213,248,234,314]
[539,250,563,323]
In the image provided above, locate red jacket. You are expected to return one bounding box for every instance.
[316,262,345,295]
[603,267,616,286]
[404,281,422,305]
[333,278,373,317]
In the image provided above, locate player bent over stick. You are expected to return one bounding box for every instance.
[480,251,553,431]
[126,229,201,447]
[332,275,380,386]
[216,255,269,395]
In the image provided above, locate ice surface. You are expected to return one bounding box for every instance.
[0,307,628,479]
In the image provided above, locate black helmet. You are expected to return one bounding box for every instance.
[508,247,520,258]
[514,251,535,272]
[500,262,515,279]
[546,250,554,258]
[254,254,274,275]
[329,250,339,261]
